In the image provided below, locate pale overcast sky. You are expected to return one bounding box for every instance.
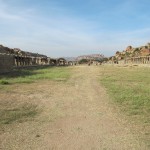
[0,0,150,57]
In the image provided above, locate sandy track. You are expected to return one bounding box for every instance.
[0,66,147,150]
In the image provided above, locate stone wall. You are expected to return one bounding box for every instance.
[0,54,14,73]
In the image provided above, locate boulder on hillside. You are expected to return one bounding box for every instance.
[126,46,133,52]
[140,47,150,56]
[146,43,150,49]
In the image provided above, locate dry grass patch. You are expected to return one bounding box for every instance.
[0,104,38,125]
[0,66,72,126]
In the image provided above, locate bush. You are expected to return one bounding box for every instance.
[0,80,9,85]
[78,59,89,64]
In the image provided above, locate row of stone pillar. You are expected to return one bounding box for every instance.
[14,56,52,66]
[14,56,71,67]
[125,56,150,64]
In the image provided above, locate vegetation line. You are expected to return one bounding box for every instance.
[0,66,71,84]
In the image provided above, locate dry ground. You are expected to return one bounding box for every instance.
[0,66,148,150]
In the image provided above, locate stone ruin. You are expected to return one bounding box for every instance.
[0,45,67,73]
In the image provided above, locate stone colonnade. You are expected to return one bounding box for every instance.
[14,57,80,67]
[14,56,52,66]
[124,56,150,64]
[107,56,150,64]
[1,53,78,73]
[67,61,78,66]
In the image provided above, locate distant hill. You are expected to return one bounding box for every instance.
[63,57,77,61]
[76,54,104,61]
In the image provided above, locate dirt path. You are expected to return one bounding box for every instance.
[0,66,147,150]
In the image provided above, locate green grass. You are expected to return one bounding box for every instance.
[0,104,38,125]
[0,66,71,85]
[100,65,150,146]
[100,66,150,123]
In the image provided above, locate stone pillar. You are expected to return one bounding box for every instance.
[14,56,17,66]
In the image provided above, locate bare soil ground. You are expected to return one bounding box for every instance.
[0,66,148,150]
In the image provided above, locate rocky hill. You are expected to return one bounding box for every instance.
[109,42,150,61]
[76,54,104,61]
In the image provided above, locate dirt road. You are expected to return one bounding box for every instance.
[0,66,147,150]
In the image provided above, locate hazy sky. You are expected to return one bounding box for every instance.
[0,0,150,57]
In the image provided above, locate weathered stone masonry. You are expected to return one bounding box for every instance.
[0,54,14,73]
[0,53,65,73]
